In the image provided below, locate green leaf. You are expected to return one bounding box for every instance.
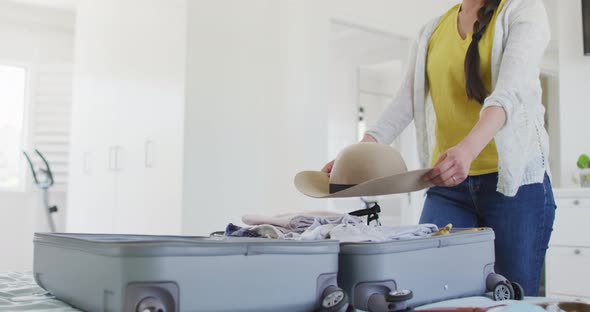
[578,154,590,169]
[586,173,590,182]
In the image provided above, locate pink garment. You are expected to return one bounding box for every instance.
[242,211,361,232]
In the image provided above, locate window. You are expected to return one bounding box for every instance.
[0,65,27,190]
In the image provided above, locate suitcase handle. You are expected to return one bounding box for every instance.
[349,203,381,226]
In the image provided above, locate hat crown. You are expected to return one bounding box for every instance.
[330,143,408,186]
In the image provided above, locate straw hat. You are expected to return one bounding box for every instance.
[295,143,432,198]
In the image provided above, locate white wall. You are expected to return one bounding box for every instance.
[557,1,590,187]
[184,0,282,234]
[181,0,469,234]
[183,0,332,235]
[542,74,561,187]
[0,0,74,271]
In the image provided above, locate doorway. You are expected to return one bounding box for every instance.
[327,20,420,225]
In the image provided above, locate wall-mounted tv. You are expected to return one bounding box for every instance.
[584,0,590,55]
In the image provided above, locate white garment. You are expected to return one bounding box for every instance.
[296,224,338,241]
[292,223,439,243]
[242,212,362,232]
[365,0,551,196]
[250,225,285,239]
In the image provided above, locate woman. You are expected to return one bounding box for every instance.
[323,0,555,296]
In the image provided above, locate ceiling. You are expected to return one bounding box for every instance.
[5,0,77,10]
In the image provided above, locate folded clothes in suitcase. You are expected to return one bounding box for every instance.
[337,228,523,312]
[33,233,346,312]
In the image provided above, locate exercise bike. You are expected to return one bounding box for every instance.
[23,149,58,232]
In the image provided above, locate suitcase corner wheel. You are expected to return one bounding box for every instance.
[380,289,414,312]
[385,289,414,303]
[125,282,178,312]
[357,283,414,312]
[486,273,524,301]
[319,286,352,312]
[136,297,167,312]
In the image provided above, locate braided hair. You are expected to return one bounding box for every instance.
[464,0,501,104]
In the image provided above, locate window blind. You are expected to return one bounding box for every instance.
[30,63,72,192]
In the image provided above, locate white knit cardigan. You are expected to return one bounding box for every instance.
[366,0,551,196]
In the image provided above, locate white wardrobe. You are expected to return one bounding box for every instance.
[67,0,334,235]
[66,0,186,234]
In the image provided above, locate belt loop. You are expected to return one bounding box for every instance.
[469,175,478,194]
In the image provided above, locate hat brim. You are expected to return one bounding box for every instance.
[294,169,433,198]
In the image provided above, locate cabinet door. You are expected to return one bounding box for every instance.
[112,81,184,234]
[546,246,590,298]
[119,99,184,231]
[67,78,117,233]
[550,200,590,246]
[109,1,185,234]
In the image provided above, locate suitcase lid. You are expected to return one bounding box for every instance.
[33,233,340,257]
[338,228,495,255]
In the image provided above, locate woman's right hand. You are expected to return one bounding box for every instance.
[322,159,335,174]
[321,134,376,174]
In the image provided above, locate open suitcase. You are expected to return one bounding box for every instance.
[337,228,522,312]
[33,233,346,312]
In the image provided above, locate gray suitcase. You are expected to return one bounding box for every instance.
[33,233,346,312]
[337,228,522,312]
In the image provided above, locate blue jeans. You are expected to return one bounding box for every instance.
[419,173,556,296]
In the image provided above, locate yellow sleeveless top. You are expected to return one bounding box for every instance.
[427,0,506,175]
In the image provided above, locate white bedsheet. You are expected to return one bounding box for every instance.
[0,272,78,311]
[416,296,565,311]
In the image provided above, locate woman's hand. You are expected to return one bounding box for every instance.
[424,142,477,187]
[425,106,507,187]
[322,160,335,174]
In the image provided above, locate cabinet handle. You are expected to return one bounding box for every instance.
[113,146,122,171]
[108,147,115,171]
[145,140,154,168]
[83,152,90,174]
[574,249,582,255]
[113,146,119,171]
[573,200,581,206]
[109,146,121,171]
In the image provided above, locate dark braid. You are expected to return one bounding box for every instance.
[464,0,501,104]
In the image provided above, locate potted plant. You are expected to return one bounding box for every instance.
[577,154,590,187]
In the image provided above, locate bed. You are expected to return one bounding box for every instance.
[0,272,77,311]
[0,271,573,312]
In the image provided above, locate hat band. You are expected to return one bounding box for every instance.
[329,183,356,194]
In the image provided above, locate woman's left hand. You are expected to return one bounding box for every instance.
[424,142,477,187]
[423,106,505,187]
